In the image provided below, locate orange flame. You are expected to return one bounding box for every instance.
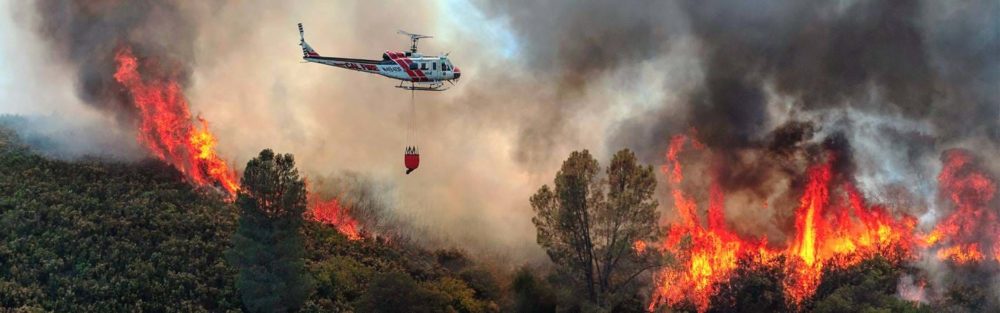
[648,134,772,312]
[783,160,832,303]
[308,197,362,241]
[783,156,918,304]
[113,47,239,195]
[924,149,999,263]
[634,239,648,254]
[648,133,919,312]
[114,46,362,240]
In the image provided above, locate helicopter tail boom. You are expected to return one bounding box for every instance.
[298,23,320,58]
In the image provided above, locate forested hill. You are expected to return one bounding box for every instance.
[0,126,504,313]
[0,126,242,312]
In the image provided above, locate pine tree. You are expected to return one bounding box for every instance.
[228,149,313,312]
[530,149,662,308]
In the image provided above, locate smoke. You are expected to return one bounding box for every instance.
[475,1,687,167]
[31,0,201,122]
[0,114,143,160]
[479,0,998,226]
[477,0,1000,297]
[12,0,563,262]
[7,0,999,270]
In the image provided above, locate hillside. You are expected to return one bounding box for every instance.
[0,127,502,312]
[0,126,240,312]
[6,124,986,313]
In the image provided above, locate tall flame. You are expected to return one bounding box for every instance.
[113,46,362,240]
[648,134,771,312]
[923,149,999,264]
[648,133,920,312]
[113,47,239,195]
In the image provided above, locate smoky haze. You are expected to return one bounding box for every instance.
[7,0,999,267]
[31,0,200,122]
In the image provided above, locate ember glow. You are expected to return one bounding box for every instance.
[114,46,362,240]
[633,239,648,254]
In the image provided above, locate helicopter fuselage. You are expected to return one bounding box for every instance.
[298,23,457,90]
[304,51,460,84]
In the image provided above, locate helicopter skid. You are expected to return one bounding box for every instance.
[397,82,448,91]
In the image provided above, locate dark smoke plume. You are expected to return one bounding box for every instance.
[478,0,1000,303]
[679,0,997,210]
[477,0,999,261]
[481,0,998,196]
[478,0,686,167]
[31,0,199,122]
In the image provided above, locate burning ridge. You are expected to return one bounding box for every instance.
[113,46,361,240]
[646,133,996,312]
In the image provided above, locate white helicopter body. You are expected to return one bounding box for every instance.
[298,23,459,91]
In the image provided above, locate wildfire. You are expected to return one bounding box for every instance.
[634,239,648,254]
[923,149,999,263]
[113,47,239,195]
[898,275,927,304]
[648,134,771,312]
[648,133,921,312]
[935,244,984,264]
[783,160,833,303]
[308,197,362,241]
[780,158,917,303]
[114,46,362,240]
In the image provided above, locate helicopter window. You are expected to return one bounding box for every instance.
[382,53,390,60]
[433,62,437,70]
[405,52,412,57]
[421,63,428,70]
[409,63,418,70]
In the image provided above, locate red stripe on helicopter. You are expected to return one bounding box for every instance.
[385,53,431,82]
[400,58,430,82]
[402,58,427,79]
[391,58,419,80]
[386,52,419,80]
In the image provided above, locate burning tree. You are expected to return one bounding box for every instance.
[530,149,664,309]
[228,149,314,313]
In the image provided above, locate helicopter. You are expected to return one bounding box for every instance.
[298,23,460,91]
